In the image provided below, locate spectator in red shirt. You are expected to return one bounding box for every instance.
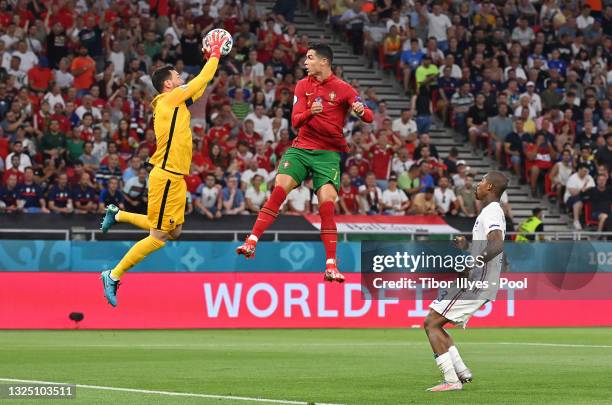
[274,128,292,159]
[368,131,400,189]
[338,173,360,214]
[3,154,24,185]
[28,59,53,92]
[238,119,262,151]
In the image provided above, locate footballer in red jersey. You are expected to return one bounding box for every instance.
[237,44,373,282]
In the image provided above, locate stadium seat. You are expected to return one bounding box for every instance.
[584,201,598,227]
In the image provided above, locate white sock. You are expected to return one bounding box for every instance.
[109,273,119,282]
[435,352,459,383]
[247,235,258,243]
[448,345,467,374]
[326,258,335,265]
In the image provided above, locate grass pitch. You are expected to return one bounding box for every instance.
[0,328,611,404]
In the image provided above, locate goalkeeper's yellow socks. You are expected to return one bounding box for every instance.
[110,236,165,280]
[116,210,150,231]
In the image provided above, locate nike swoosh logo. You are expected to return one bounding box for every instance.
[306,92,313,96]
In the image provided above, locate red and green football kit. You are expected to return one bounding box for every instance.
[277,74,374,191]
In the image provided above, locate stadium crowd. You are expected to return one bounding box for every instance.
[0,0,609,232]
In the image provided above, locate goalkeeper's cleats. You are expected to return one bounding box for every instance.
[101,270,120,307]
[100,204,119,233]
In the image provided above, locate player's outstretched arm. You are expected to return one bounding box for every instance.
[165,31,228,106]
[165,57,219,106]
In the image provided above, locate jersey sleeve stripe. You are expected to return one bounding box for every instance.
[161,107,179,170]
[156,179,172,230]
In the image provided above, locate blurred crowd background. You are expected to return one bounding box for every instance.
[0,0,609,231]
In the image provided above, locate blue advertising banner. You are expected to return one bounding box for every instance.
[0,241,361,273]
[0,240,610,273]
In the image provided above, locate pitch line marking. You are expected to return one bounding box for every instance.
[5,341,612,349]
[0,378,343,405]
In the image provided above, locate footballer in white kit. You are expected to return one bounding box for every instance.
[423,171,508,393]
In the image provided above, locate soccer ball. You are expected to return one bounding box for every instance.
[202,28,233,56]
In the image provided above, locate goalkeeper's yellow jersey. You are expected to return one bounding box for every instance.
[149,58,219,175]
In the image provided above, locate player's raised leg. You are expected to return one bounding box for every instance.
[237,148,307,258]
[101,168,186,307]
[236,174,295,258]
[423,308,463,391]
[101,205,150,233]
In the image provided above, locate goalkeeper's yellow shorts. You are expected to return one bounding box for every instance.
[147,166,186,232]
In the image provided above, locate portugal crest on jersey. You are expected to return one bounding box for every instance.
[329,91,336,101]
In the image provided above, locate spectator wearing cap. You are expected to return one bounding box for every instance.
[409,186,437,215]
[47,173,73,214]
[382,174,410,216]
[564,164,595,230]
[451,161,469,188]
[522,81,542,116]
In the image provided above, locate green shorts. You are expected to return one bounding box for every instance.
[277,147,341,191]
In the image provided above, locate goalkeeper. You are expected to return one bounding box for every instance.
[99,31,229,307]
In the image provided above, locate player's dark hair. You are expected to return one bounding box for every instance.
[485,171,508,198]
[309,43,333,65]
[152,65,174,93]
[532,208,543,215]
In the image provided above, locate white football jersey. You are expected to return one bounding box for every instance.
[472,201,506,241]
[470,201,506,300]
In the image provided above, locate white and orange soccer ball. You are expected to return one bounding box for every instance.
[202,28,233,56]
